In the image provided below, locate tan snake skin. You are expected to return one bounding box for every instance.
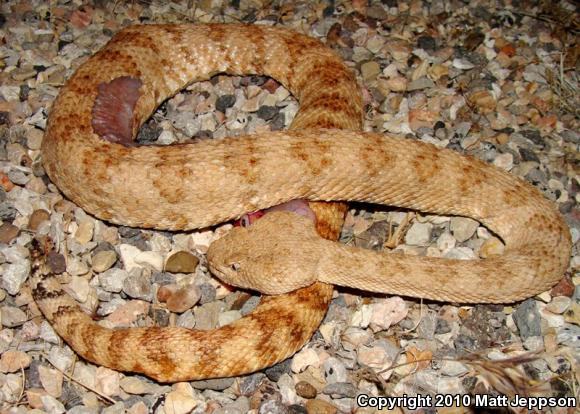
[34,24,359,382]
[33,24,571,382]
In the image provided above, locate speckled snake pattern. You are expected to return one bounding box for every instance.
[32,24,571,382]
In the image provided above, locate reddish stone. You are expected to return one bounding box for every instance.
[499,43,516,57]
[551,275,575,298]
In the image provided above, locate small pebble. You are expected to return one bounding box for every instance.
[67,276,90,302]
[74,220,94,244]
[450,217,479,242]
[493,152,514,170]
[265,358,292,382]
[26,128,44,150]
[256,106,278,121]
[369,297,408,332]
[340,327,372,350]
[1,260,30,295]
[360,61,380,82]
[99,268,129,293]
[38,365,63,397]
[105,300,149,327]
[162,285,201,313]
[26,388,48,409]
[47,346,75,373]
[305,399,337,414]
[164,251,199,273]
[513,299,542,338]
[407,77,435,91]
[545,296,571,314]
[41,395,66,414]
[164,383,198,414]
[357,345,391,371]
[321,382,356,398]
[291,348,320,373]
[191,377,234,391]
[216,95,236,112]
[1,305,27,327]
[294,381,317,399]
[91,250,117,272]
[218,310,242,326]
[119,244,163,272]
[193,301,221,330]
[198,282,217,304]
[322,357,347,384]
[479,237,505,257]
[436,232,456,252]
[0,222,19,243]
[122,270,153,300]
[95,367,121,397]
[0,350,32,373]
[550,276,576,297]
[404,222,433,246]
[120,377,159,395]
[67,257,89,276]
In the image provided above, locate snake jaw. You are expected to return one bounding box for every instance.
[208,211,321,295]
[213,200,319,293]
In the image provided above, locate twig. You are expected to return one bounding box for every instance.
[45,357,116,405]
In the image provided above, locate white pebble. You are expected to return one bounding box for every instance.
[164,383,198,414]
[99,268,129,293]
[1,306,27,327]
[291,348,320,373]
[66,257,89,276]
[404,222,433,246]
[0,260,30,295]
[357,345,392,372]
[41,395,66,414]
[323,357,348,383]
[444,247,476,260]
[119,244,163,272]
[369,297,408,332]
[450,217,479,242]
[493,153,514,171]
[349,304,373,328]
[436,232,456,252]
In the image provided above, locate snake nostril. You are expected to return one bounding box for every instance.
[231,262,241,271]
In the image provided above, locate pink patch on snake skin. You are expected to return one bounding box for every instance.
[92,76,142,145]
[236,200,316,227]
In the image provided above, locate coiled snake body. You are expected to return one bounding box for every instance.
[33,24,571,382]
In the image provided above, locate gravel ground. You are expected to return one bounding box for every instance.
[0,1,578,413]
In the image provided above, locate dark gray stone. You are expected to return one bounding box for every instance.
[513,299,541,338]
[257,106,278,121]
[321,382,357,398]
[216,95,236,113]
[264,358,291,382]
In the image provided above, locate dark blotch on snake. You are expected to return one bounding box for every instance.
[92,76,142,145]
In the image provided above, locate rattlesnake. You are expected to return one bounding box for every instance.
[32,24,571,383]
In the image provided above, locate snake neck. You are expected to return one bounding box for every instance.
[316,240,560,304]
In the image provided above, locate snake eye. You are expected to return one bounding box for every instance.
[240,216,251,227]
[230,262,241,272]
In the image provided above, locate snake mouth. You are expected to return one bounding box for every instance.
[234,199,316,227]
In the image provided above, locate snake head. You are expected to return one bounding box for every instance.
[207,211,320,295]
